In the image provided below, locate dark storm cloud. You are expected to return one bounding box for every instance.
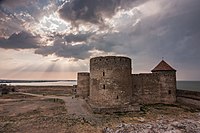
[0,8,27,36]
[54,0,200,74]
[58,0,145,25]
[0,0,35,8]
[0,0,56,37]
[34,31,142,60]
[35,38,93,60]
[32,0,200,67]
[34,32,96,60]
[64,32,94,43]
[137,0,200,64]
[0,2,35,36]
[0,0,199,79]
[110,0,200,79]
[0,31,40,49]
[34,31,126,60]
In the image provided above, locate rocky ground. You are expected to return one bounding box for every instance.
[103,118,200,133]
[0,86,200,133]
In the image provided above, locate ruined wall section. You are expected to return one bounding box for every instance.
[77,72,90,98]
[90,56,132,107]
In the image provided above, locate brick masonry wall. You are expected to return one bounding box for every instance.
[89,56,132,107]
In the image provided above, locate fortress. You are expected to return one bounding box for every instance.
[77,56,176,113]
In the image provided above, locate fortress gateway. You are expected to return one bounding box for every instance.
[77,56,176,113]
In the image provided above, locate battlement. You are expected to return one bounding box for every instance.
[90,56,131,71]
[77,72,90,76]
[90,56,131,62]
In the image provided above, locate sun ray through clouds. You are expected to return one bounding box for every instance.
[0,0,199,80]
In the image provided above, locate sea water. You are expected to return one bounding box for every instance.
[4,80,77,86]
[177,81,200,92]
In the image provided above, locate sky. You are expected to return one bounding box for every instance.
[0,0,200,80]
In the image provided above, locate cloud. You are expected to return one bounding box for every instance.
[106,0,200,76]
[0,31,41,49]
[0,0,59,37]
[58,0,146,26]
[34,30,138,60]
[53,0,200,71]
[51,59,60,62]
[64,32,94,43]
[0,6,24,35]
[0,0,200,80]
[139,0,200,63]
[35,37,93,60]
[0,0,35,8]
[6,0,199,65]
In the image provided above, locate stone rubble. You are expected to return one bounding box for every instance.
[103,119,200,133]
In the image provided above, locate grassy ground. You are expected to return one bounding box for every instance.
[0,94,68,133]
[15,86,73,96]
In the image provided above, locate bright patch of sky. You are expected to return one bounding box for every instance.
[38,13,71,34]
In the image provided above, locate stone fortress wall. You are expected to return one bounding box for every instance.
[132,73,161,104]
[77,72,90,98]
[77,56,177,113]
[89,56,132,107]
[132,72,176,104]
[176,90,200,109]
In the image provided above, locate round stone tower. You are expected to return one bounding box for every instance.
[89,56,132,108]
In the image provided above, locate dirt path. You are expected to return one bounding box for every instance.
[19,92,92,116]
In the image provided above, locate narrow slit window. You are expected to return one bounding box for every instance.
[103,72,105,76]
[103,85,105,89]
[168,90,171,94]
[117,96,119,99]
